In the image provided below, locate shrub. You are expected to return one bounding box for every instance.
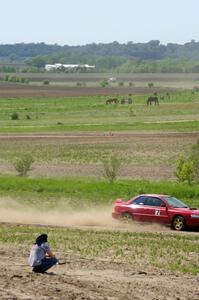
[4,74,10,81]
[43,80,49,85]
[20,77,29,83]
[100,79,109,88]
[14,154,34,177]
[102,156,121,183]
[193,86,199,92]
[174,139,199,184]
[129,106,135,116]
[118,81,124,87]
[11,112,19,120]
[190,138,199,181]
[9,76,17,82]
[148,82,154,88]
[174,155,196,185]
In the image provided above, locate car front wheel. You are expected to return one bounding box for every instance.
[172,215,186,231]
[120,212,133,224]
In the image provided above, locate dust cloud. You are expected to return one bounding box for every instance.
[0,197,170,232]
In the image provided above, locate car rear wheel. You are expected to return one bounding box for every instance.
[172,215,186,231]
[120,212,133,224]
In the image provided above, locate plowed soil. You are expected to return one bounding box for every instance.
[0,82,170,97]
[0,132,198,180]
[0,239,199,300]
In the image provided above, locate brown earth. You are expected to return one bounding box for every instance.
[1,72,198,82]
[0,132,198,180]
[0,82,171,97]
[0,161,173,181]
[0,240,199,300]
[0,72,197,99]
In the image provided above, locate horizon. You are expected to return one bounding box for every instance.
[0,40,198,47]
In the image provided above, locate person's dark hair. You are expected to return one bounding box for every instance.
[35,233,48,246]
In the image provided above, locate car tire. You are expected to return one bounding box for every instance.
[120,212,133,224]
[172,215,186,231]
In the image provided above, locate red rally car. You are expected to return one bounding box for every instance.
[112,194,199,231]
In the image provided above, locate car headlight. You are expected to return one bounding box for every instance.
[191,214,199,218]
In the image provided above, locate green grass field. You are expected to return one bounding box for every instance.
[0,90,199,133]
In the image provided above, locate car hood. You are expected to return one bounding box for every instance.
[189,208,199,214]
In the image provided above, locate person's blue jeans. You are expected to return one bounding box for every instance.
[33,257,58,273]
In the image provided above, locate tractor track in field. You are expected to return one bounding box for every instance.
[0,131,198,143]
[0,220,199,235]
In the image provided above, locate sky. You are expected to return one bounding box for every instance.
[0,0,198,46]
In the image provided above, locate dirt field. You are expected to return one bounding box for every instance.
[0,132,198,180]
[0,235,199,300]
[1,72,198,98]
[1,74,199,299]
[0,82,172,97]
[1,71,199,83]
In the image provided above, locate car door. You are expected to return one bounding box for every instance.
[143,197,169,223]
[130,196,148,221]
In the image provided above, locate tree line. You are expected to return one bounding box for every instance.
[1,40,199,73]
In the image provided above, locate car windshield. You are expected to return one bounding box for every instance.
[163,196,188,208]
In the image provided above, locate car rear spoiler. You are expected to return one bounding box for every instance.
[115,199,123,203]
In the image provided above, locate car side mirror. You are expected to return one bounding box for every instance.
[161,203,166,207]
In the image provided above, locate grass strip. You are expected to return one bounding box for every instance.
[0,120,199,133]
[0,175,199,208]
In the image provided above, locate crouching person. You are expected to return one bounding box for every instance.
[28,233,58,273]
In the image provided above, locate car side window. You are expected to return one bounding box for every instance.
[144,197,163,207]
[132,196,146,205]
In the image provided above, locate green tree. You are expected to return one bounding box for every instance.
[9,54,18,62]
[27,55,47,68]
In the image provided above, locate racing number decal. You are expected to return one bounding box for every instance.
[155,209,160,216]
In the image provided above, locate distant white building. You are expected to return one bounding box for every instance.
[45,63,95,71]
[108,77,117,82]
